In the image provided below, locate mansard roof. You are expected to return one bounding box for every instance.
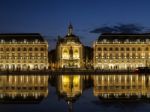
[0,33,45,42]
[98,33,150,41]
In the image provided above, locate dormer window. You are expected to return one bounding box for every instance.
[103,39,107,43]
[146,39,149,43]
[1,39,4,43]
[12,39,16,43]
[24,39,27,43]
[125,39,129,43]
[35,39,38,43]
[114,39,118,42]
[136,39,140,43]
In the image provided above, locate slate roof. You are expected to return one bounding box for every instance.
[0,33,45,42]
[98,33,150,42]
[57,33,81,44]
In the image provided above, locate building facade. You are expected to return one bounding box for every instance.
[0,33,48,71]
[56,24,84,68]
[93,33,150,70]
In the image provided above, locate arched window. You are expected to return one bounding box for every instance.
[138,48,141,51]
[109,53,112,59]
[35,48,38,51]
[12,48,15,51]
[132,48,135,51]
[41,48,44,51]
[115,47,119,51]
[132,53,135,58]
[29,48,32,51]
[23,48,27,51]
[0,48,3,51]
[121,47,124,51]
[109,48,113,51]
[97,47,101,51]
[121,53,124,58]
[126,48,129,51]
[145,47,149,51]
[115,54,118,59]
[126,53,129,58]
[103,48,107,51]
[18,48,21,51]
[74,49,78,53]
[6,48,9,51]
[63,49,68,53]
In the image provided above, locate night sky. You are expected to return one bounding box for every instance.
[0,0,150,49]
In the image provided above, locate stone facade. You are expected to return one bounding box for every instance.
[0,33,48,71]
[56,24,84,68]
[93,33,150,70]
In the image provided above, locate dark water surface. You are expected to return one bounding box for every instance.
[0,74,150,112]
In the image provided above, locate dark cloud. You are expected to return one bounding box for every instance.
[90,24,146,34]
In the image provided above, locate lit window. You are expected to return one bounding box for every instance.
[138,48,141,51]
[126,48,129,51]
[145,47,149,51]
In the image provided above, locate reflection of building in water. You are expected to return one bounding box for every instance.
[93,33,150,70]
[0,75,48,103]
[0,33,48,71]
[57,75,83,112]
[56,24,84,68]
[93,75,150,99]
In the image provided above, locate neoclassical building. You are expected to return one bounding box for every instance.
[93,33,150,70]
[56,24,84,68]
[0,33,48,71]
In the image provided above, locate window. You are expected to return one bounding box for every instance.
[132,53,135,58]
[97,47,101,51]
[103,48,107,51]
[6,48,9,51]
[115,47,119,51]
[109,54,112,59]
[18,48,21,51]
[132,48,135,51]
[109,48,113,51]
[126,48,129,51]
[121,53,124,58]
[41,48,44,51]
[23,48,27,51]
[121,47,124,51]
[29,48,32,51]
[138,48,141,51]
[145,47,149,51]
[126,53,129,58]
[12,48,15,51]
[35,48,38,51]
[0,48,3,51]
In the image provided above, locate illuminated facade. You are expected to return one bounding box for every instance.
[93,74,150,99]
[0,75,48,102]
[0,33,48,71]
[93,33,150,70]
[56,24,84,68]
